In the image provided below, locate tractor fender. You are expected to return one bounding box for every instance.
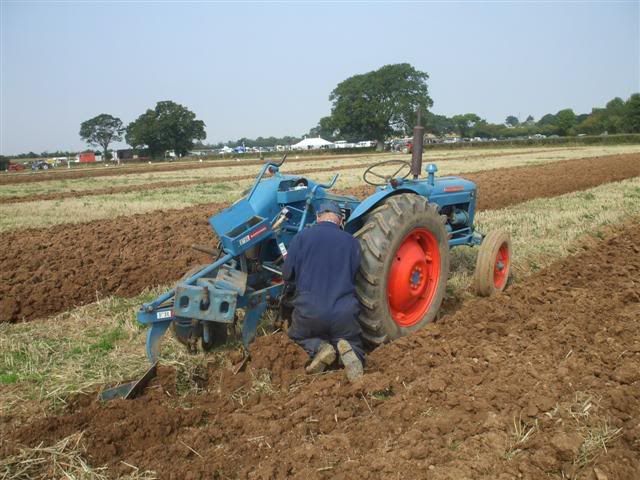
[344,186,422,234]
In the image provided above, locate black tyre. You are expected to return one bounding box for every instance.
[474,229,511,297]
[355,194,449,346]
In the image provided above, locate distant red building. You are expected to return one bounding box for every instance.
[77,151,96,163]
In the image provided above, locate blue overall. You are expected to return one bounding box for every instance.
[282,221,365,362]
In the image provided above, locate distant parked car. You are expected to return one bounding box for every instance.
[390,139,411,152]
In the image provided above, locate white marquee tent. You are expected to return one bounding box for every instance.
[291,137,334,150]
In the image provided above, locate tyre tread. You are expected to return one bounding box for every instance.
[355,193,449,348]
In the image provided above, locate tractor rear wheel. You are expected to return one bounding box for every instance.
[355,194,449,346]
[474,229,511,296]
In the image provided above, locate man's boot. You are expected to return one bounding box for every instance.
[305,342,336,374]
[337,339,363,382]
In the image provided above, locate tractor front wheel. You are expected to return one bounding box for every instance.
[355,194,449,346]
[474,229,511,296]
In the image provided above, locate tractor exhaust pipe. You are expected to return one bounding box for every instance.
[410,108,425,179]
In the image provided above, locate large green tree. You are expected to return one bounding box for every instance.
[601,97,626,133]
[451,113,481,137]
[505,115,519,127]
[126,101,206,158]
[555,109,577,136]
[577,109,606,135]
[537,113,557,127]
[576,95,638,134]
[472,119,503,138]
[325,63,433,150]
[625,93,640,133]
[79,114,124,161]
[424,112,455,136]
[307,116,337,140]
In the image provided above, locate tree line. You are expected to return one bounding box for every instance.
[23,63,640,160]
[307,64,639,149]
[416,95,640,140]
[203,66,640,151]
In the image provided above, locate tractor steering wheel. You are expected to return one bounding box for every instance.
[363,160,412,186]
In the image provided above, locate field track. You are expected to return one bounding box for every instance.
[3,220,638,479]
[0,148,575,187]
[1,153,639,323]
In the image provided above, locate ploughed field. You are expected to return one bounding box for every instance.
[0,145,639,479]
[1,219,638,480]
[1,151,639,324]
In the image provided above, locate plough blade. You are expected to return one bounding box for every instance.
[99,362,158,401]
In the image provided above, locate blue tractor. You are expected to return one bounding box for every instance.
[137,126,512,363]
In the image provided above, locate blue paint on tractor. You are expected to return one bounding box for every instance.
[137,158,484,362]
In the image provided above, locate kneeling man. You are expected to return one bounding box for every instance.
[282,200,365,381]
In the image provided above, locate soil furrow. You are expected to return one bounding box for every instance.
[1,154,639,323]
[3,220,638,479]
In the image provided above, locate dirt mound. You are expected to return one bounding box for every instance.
[248,333,309,388]
[3,220,638,479]
[2,154,639,324]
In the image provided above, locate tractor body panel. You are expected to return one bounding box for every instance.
[345,173,477,243]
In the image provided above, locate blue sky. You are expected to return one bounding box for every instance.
[1,1,638,154]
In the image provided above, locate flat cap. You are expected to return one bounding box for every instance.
[317,200,341,216]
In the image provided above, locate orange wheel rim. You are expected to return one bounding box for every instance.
[387,228,441,327]
[493,243,510,289]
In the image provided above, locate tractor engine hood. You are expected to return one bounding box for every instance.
[432,176,477,194]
